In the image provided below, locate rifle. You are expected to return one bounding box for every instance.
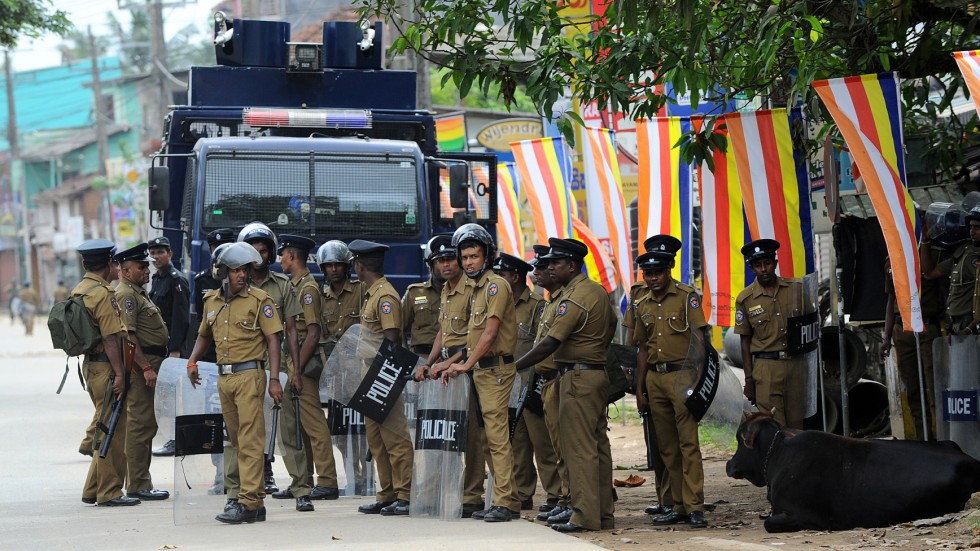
[98,340,136,459]
[266,404,280,463]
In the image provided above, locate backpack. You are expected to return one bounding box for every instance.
[49,290,102,357]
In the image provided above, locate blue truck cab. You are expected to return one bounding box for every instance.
[148,16,496,300]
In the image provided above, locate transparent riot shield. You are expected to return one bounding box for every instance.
[943,335,980,460]
[786,274,820,420]
[172,360,225,525]
[684,331,751,451]
[410,377,470,520]
[153,358,185,451]
[507,367,534,441]
[325,399,375,497]
[933,337,951,442]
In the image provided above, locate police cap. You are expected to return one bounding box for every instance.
[741,239,780,263]
[348,239,389,258]
[206,228,236,247]
[148,236,170,249]
[113,243,151,264]
[543,238,589,261]
[636,251,672,271]
[77,239,117,261]
[426,234,455,262]
[967,204,980,223]
[532,244,551,259]
[277,234,317,254]
[493,252,533,275]
[643,235,682,256]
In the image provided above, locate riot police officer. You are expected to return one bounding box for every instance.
[402,235,450,357]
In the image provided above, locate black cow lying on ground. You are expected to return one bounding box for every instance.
[726,413,980,532]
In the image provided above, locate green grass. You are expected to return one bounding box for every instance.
[607,399,738,455]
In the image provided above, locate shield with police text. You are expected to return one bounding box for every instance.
[935,335,980,460]
[410,376,469,520]
[683,333,752,451]
[787,273,820,420]
[325,399,375,497]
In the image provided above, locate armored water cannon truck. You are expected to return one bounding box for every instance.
[147,15,497,295]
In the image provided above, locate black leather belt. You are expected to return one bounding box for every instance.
[412,344,433,356]
[441,346,467,361]
[87,353,109,363]
[651,362,693,374]
[476,355,514,368]
[218,360,262,375]
[557,363,605,376]
[753,351,789,360]
[142,345,168,357]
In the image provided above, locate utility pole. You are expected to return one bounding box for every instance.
[89,27,114,243]
[148,0,169,140]
[4,51,31,285]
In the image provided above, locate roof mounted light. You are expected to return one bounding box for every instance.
[242,108,373,129]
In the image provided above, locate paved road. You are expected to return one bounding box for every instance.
[0,316,600,551]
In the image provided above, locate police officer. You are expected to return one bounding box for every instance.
[74,239,139,507]
[922,205,980,335]
[516,238,616,533]
[18,281,40,335]
[417,234,487,518]
[402,235,450,357]
[318,240,370,495]
[735,239,806,429]
[239,222,293,495]
[148,236,190,357]
[351,239,414,516]
[493,252,560,512]
[187,242,284,524]
[276,234,340,511]
[631,236,708,528]
[53,280,70,304]
[114,243,171,502]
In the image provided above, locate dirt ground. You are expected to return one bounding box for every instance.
[520,410,980,551]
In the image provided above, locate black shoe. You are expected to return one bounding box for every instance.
[264,475,279,494]
[256,506,266,522]
[310,486,340,500]
[644,504,673,515]
[296,496,314,512]
[98,496,141,507]
[547,508,572,525]
[216,502,258,524]
[552,522,593,533]
[152,440,175,457]
[483,505,516,522]
[271,488,293,499]
[652,511,690,525]
[461,503,483,518]
[132,489,169,500]
[358,500,394,514]
[471,508,488,520]
[520,498,534,510]
[380,499,410,516]
[538,498,559,512]
[537,505,562,521]
[81,497,96,505]
[224,499,238,512]
[689,511,708,528]
[79,447,93,457]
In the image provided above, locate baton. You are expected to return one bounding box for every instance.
[266,404,280,462]
[292,391,303,451]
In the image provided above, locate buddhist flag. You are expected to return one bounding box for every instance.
[954,51,980,117]
[813,73,922,332]
[582,126,632,293]
[572,216,616,293]
[496,162,524,258]
[636,117,694,284]
[435,113,466,151]
[511,137,575,241]
[724,108,815,278]
[697,127,753,327]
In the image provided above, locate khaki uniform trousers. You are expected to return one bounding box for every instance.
[82,361,127,503]
[125,354,164,493]
[541,377,569,508]
[646,369,704,516]
[893,321,940,440]
[472,362,519,511]
[559,369,614,530]
[643,413,673,507]
[365,398,414,502]
[218,368,267,510]
[753,357,805,429]
[512,407,561,503]
[463,374,487,506]
[280,374,338,494]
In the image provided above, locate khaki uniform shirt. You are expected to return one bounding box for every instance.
[322,279,366,342]
[253,271,295,323]
[937,242,979,318]
[288,269,323,344]
[199,286,283,364]
[633,280,707,365]
[72,273,126,354]
[439,277,472,349]
[115,279,169,350]
[533,295,560,376]
[361,277,402,334]
[402,280,441,348]
[514,286,545,358]
[466,271,517,357]
[622,282,649,330]
[734,277,804,352]
[19,287,40,307]
[546,273,616,365]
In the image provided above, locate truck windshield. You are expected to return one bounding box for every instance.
[200,150,420,238]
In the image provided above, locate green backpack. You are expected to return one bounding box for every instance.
[49,291,102,358]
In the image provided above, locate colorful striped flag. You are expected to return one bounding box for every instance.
[511,137,575,241]
[636,117,694,284]
[496,162,524,258]
[813,73,922,332]
[954,51,980,118]
[572,216,616,293]
[724,108,815,278]
[697,126,754,326]
[582,126,633,293]
[435,113,466,151]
